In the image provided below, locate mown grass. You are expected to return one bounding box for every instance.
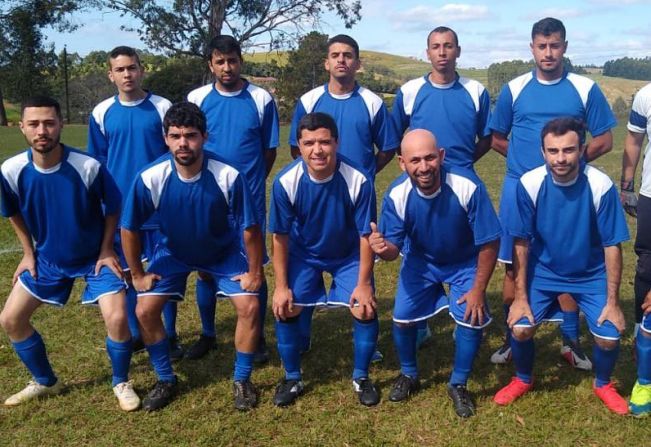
[0,122,646,446]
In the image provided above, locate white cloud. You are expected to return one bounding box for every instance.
[523,8,588,20]
[392,4,492,32]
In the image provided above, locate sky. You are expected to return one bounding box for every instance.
[44,0,651,68]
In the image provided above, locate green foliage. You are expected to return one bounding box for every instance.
[486,60,533,101]
[612,96,629,119]
[143,57,206,103]
[604,57,651,81]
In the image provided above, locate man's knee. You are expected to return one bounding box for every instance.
[135,300,162,327]
[512,326,535,341]
[235,296,260,321]
[594,336,619,351]
[350,306,375,321]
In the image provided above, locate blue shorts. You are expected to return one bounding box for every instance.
[641,312,651,335]
[513,287,620,340]
[498,175,518,264]
[114,229,161,270]
[18,255,126,307]
[393,255,492,329]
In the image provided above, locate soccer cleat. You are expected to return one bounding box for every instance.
[388,374,420,402]
[560,341,592,371]
[493,377,533,405]
[353,378,380,406]
[629,381,651,417]
[593,381,628,415]
[168,336,184,361]
[416,324,433,350]
[113,381,140,412]
[273,378,304,407]
[490,343,512,364]
[132,337,146,354]
[447,384,475,418]
[371,349,384,363]
[232,379,259,411]
[4,380,64,406]
[185,335,217,360]
[142,380,177,411]
[253,337,270,365]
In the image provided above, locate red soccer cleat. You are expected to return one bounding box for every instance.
[493,377,533,405]
[593,381,629,415]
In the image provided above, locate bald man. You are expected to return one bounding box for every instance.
[370,129,501,417]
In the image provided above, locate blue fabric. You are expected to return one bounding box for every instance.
[298,305,315,352]
[511,336,534,384]
[162,301,178,339]
[637,332,651,385]
[593,342,620,388]
[352,317,379,380]
[145,337,176,383]
[12,331,57,386]
[560,309,580,342]
[258,281,268,339]
[275,318,302,380]
[125,287,140,340]
[233,351,255,381]
[196,277,217,337]
[450,325,482,386]
[106,337,132,386]
[393,323,418,378]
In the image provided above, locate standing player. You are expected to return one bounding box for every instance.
[1,96,139,411]
[87,46,182,359]
[269,112,379,407]
[489,18,617,368]
[494,117,629,415]
[370,129,501,417]
[187,35,279,362]
[619,82,651,416]
[121,102,264,411]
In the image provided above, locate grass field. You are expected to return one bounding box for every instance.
[0,122,647,446]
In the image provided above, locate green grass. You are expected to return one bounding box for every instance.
[0,124,646,446]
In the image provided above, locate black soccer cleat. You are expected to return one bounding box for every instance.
[142,379,177,411]
[389,374,420,402]
[447,383,475,418]
[353,378,380,406]
[233,379,259,411]
[168,336,184,361]
[185,335,217,360]
[273,378,304,407]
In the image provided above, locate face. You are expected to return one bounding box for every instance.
[399,133,444,195]
[165,126,206,167]
[208,50,243,90]
[426,31,460,75]
[324,42,360,82]
[298,127,338,179]
[20,107,63,154]
[530,32,567,78]
[542,131,584,183]
[108,55,144,94]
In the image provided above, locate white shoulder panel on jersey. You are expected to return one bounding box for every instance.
[357,86,384,123]
[141,159,173,209]
[149,95,172,134]
[67,152,101,190]
[566,73,594,109]
[338,161,368,204]
[278,162,305,206]
[1,152,30,195]
[445,172,478,212]
[91,97,117,135]
[507,72,535,105]
[584,165,614,211]
[458,77,485,113]
[519,165,548,206]
[388,176,413,221]
[399,77,428,116]
[247,83,274,126]
[206,158,240,206]
[299,85,327,114]
[187,84,213,107]
[628,83,651,134]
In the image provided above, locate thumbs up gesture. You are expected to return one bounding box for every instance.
[369,222,388,255]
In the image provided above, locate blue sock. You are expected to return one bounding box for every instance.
[352,317,379,380]
[392,323,418,378]
[196,277,217,337]
[258,281,268,344]
[637,333,651,385]
[233,351,255,381]
[298,306,315,352]
[106,337,132,386]
[125,287,141,340]
[510,336,534,384]
[503,304,512,345]
[146,337,176,383]
[12,331,57,386]
[560,310,580,342]
[593,342,620,388]
[162,301,178,339]
[450,325,482,386]
[275,316,302,380]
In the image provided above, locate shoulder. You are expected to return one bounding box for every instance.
[205,153,242,185]
[356,85,385,111]
[444,166,481,210]
[565,72,599,105]
[583,165,614,197]
[519,165,549,202]
[65,147,103,188]
[1,150,31,187]
[299,85,327,110]
[187,83,213,106]
[633,83,651,108]
[399,75,428,96]
[457,76,487,95]
[91,96,117,123]
[337,155,370,183]
[245,82,274,105]
[147,94,173,112]
[505,71,535,102]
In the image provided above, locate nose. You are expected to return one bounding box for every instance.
[36,122,47,134]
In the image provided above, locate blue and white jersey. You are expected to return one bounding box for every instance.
[187,80,279,218]
[508,164,630,293]
[380,166,501,265]
[121,152,258,267]
[490,70,617,178]
[628,82,651,198]
[269,156,374,263]
[288,83,399,179]
[392,74,491,170]
[0,146,121,270]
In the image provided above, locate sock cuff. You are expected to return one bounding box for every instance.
[12,331,42,350]
[106,337,132,349]
[353,315,378,325]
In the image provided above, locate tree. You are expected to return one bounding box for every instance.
[612,96,629,119]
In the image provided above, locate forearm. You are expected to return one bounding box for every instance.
[8,215,35,256]
[357,236,374,286]
[243,225,264,274]
[120,228,145,277]
[604,244,622,303]
[101,213,119,253]
[473,136,492,162]
[375,149,396,174]
[584,132,613,162]
[512,238,530,301]
[272,234,290,289]
[472,239,499,291]
[264,149,277,178]
[491,133,509,157]
[290,146,300,160]
[621,131,645,184]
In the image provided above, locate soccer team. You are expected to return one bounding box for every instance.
[2,16,651,418]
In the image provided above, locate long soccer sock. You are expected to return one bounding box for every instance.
[503,304,512,346]
[125,287,141,341]
[146,337,176,383]
[634,275,651,325]
[450,325,483,386]
[162,301,178,339]
[392,322,418,378]
[196,277,217,338]
[12,331,57,386]
[298,305,316,352]
[560,310,580,343]
[106,337,132,387]
[233,351,255,382]
[636,332,651,385]
[352,316,379,380]
[510,336,535,384]
[593,342,620,388]
[275,316,302,380]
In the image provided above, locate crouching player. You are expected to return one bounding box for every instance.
[370,129,501,417]
[494,117,629,414]
[120,102,264,411]
[0,96,138,411]
[269,112,379,407]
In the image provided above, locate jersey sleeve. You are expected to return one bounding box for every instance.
[92,164,122,216]
[507,181,536,240]
[372,103,401,152]
[585,84,617,137]
[628,87,650,133]
[288,101,307,148]
[354,181,375,237]
[391,88,410,135]
[477,88,492,138]
[229,174,258,231]
[120,176,155,231]
[0,171,19,217]
[262,98,280,151]
[596,185,630,246]
[379,191,406,250]
[466,181,502,245]
[87,115,109,164]
[268,179,295,234]
[488,85,514,136]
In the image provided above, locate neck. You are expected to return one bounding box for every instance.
[215,78,245,93]
[118,88,147,103]
[328,78,355,95]
[536,66,564,82]
[31,144,64,169]
[429,70,456,85]
[175,153,204,180]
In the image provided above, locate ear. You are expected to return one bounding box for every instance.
[398,155,406,172]
[457,46,461,58]
[439,148,446,164]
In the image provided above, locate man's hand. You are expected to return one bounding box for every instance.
[457,287,486,327]
[13,253,36,285]
[95,248,123,279]
[507,299,534,328]
[620,189,638,218]
[232,270,263,293]
[368,222,388,255]
[273,286,294,321]
[597,301,626,334]
[131,272,161,293]
[350,283,377,320]
[642,290,651,316]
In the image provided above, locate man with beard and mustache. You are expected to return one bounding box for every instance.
[369,129,501,417]
[0,96,138,411]
[120,102,264,411]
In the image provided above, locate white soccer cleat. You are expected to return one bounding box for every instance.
[113,381,141,412]
[490,343,512,364]
[560,343,593,371]
[4,380,64,406]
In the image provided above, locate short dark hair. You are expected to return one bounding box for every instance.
[21,96,62,120]
[108,46,141,67]
[206,35,242,60]
[297,112,339,142]
[327,34,360,59]
[531,17,566,41]
[163,102,207,134]
[427,26,459,47]
[541,117,586,146]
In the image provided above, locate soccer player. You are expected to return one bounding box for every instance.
[269,112,379,407]
[370,129,501,417]
[0,96,139,411]
[87,46,181,359]
[619,82,651,416]
[120,102,264,411]
[494,117,629,415]
[187,35,279,362]
[489,17,617,368]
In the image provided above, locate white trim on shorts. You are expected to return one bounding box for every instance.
[18,278,64,307]
[392,304,448,324]
[83,288,125,305]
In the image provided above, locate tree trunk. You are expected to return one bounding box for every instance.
[0,87,8,126]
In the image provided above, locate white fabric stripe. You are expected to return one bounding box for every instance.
[67,152,101,190]
[18,278,64,307]
[91,97,116,136]
[338,161,367,204]
[140,160,173,209]
[247,83,274,126]
[392,304,449,324]
[357,86,384,122]
[458,76,484,112]
[187,83,213,107]
[299,86,327,114]
[1,152,30,195]
[399,77,427,116]
[519,165,548,205]
[206,158,240,206]
[388,177,413,221]
[584,165,614,211]
[507,72,534,104]
[566,73,594,109]
[149,95,172,137]
[278,162,305,206]
[445,172,477,213]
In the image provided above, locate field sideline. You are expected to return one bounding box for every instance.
[0,123,646,446]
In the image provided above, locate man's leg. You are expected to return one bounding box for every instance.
[448,324,483,417]
[298,305,315,354]
[229,293,260,411]
[558,293,591,370]
[273,307,304,407]
[350,305,380,406]
[185,273,218,360]
[491,264,514,364]
[630,321,651,416]
[493,325,536,405]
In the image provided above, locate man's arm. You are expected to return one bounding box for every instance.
[233,224,264,292]
[375,149,396,174]
[349,235,376,319]
[290,146,300,160]
[95,213,123,278]
[584,131,613,162]
[620,130,646,216]
[121,227,159,292]
[264,149,277,178]
[271,233,294,320]
[491,132,509,157]
[597,244,626,333]
[368,222,400,261]
[8,214,36,283]
[507,238,535,327]
[473,135,493,162]
[457,239,498,326]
